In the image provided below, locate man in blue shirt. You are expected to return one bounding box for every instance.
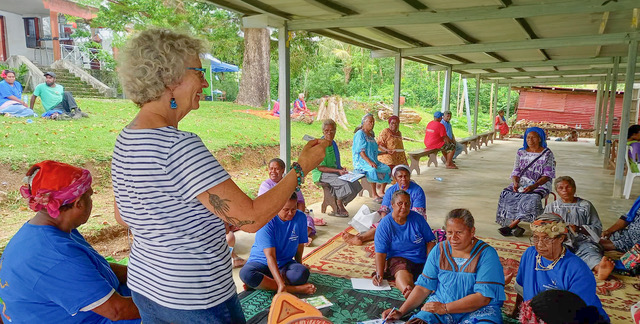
[441,110,465,161]
[240,193,316,295]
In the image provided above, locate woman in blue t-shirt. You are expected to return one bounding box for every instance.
[239,193,316,295]
[373,190,435,299]
[0,69,36,117]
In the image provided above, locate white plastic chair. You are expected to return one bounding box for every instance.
[624,149,640,199]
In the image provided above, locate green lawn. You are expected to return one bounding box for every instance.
[1,98,492,170]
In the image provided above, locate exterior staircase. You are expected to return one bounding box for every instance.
[36,67,105,98]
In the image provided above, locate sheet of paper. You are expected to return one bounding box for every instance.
[302,295,333,309]
[338,172,366,183]
[394,149,405,152]
[356,319,405,324]
[351,278,391,290]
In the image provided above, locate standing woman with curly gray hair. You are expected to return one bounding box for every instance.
[111,28,328,323]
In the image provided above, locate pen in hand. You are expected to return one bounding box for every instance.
[382,307,397,324]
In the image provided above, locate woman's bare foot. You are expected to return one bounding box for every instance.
[342,232,364,245]
[286,283,317,295]
[596,256,615,280]
[401,285,413,299]
[305,236,313,247]
[446,164,458,169]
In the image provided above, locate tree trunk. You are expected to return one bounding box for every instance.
[236,28,270,108]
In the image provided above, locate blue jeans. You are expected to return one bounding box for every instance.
[131,291,246,324]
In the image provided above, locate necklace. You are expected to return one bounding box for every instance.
[535,247,566,271]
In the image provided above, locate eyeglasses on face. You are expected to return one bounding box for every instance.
[187,67,207,79]
[529,235,556,246]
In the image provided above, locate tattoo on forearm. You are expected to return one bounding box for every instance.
[208,193,255,228]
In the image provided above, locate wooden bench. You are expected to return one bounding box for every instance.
[478,131,494,147]
[458,136,478,154]
[358,177,374,198]
[316,182,338,214]
[408,148,440,175]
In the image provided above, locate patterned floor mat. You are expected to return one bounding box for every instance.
[301,227,639,323]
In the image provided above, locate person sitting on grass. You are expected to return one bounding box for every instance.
[544,176,613,280]
[31,71,88,120]
[259,158,324,245]
[0,160,140,323]
[0,69,36,117]
[239,193,317,295]
[343,164,426,246]
[424,111,457,169]
[372,190,435,298]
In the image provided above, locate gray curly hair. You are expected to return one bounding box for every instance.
[118,28,205,106]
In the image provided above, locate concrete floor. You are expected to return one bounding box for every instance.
[231,138,639,291]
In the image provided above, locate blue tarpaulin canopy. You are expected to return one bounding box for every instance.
[204,53,239,73]
[202,54,239,99]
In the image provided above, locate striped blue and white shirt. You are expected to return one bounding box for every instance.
[111,126,233,310]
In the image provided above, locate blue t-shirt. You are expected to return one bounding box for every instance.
[374,211,435,264]
[247,210,309,267]
[0,80,22,106]
[516,246,609,321]
[0,223,124,323]
[380,181,426,215]
[441,119,453,139]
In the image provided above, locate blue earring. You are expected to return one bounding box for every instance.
[170,98,177,109]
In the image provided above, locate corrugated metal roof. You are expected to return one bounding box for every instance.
[205,0,640,86]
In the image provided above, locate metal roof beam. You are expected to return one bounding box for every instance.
[400,32,638,56]
[462,69,610,79]
[496,74,640,85]
[306,0,358,15]
[453,57,626,70]
[288,0,639,30]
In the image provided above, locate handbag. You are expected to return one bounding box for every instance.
[620,243,640,273]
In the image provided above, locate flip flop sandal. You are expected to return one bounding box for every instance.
[313,218,328,226]
[498,226,513,237]
[512,226,525,237]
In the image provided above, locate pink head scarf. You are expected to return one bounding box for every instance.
[20,160,92,218]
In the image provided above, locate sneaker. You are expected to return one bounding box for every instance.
[77,109,88,118]
[56,114,72,121]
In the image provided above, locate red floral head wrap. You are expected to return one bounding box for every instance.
[20,160,92,218]
[388,115,400,126]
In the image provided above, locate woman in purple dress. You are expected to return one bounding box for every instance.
[496,127,555,237]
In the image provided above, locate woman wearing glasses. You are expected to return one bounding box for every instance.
[111,29,328,323]
[511,213,609,321]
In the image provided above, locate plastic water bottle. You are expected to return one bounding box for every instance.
[22,94,29,106]
[434,177,443,182]
[26,119,33,123]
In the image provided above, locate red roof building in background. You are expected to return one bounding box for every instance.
[514,86,634,133]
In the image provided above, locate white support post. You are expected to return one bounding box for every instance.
[463,78,472,133]
[614,41,639,196]
[278,24,291,168]
[393,54,402,116]
[492,82,499,133]
[474,74,480,136]
[505,86,511,120]
[604,57,621,169]
[599,70,612,154]
[441,66,452,112]
[593,79,604,145]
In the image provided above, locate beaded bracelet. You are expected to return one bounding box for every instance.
[443,303,448,314]
[291,162,304,192]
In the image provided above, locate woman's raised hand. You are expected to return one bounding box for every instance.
[297,139,331,174]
